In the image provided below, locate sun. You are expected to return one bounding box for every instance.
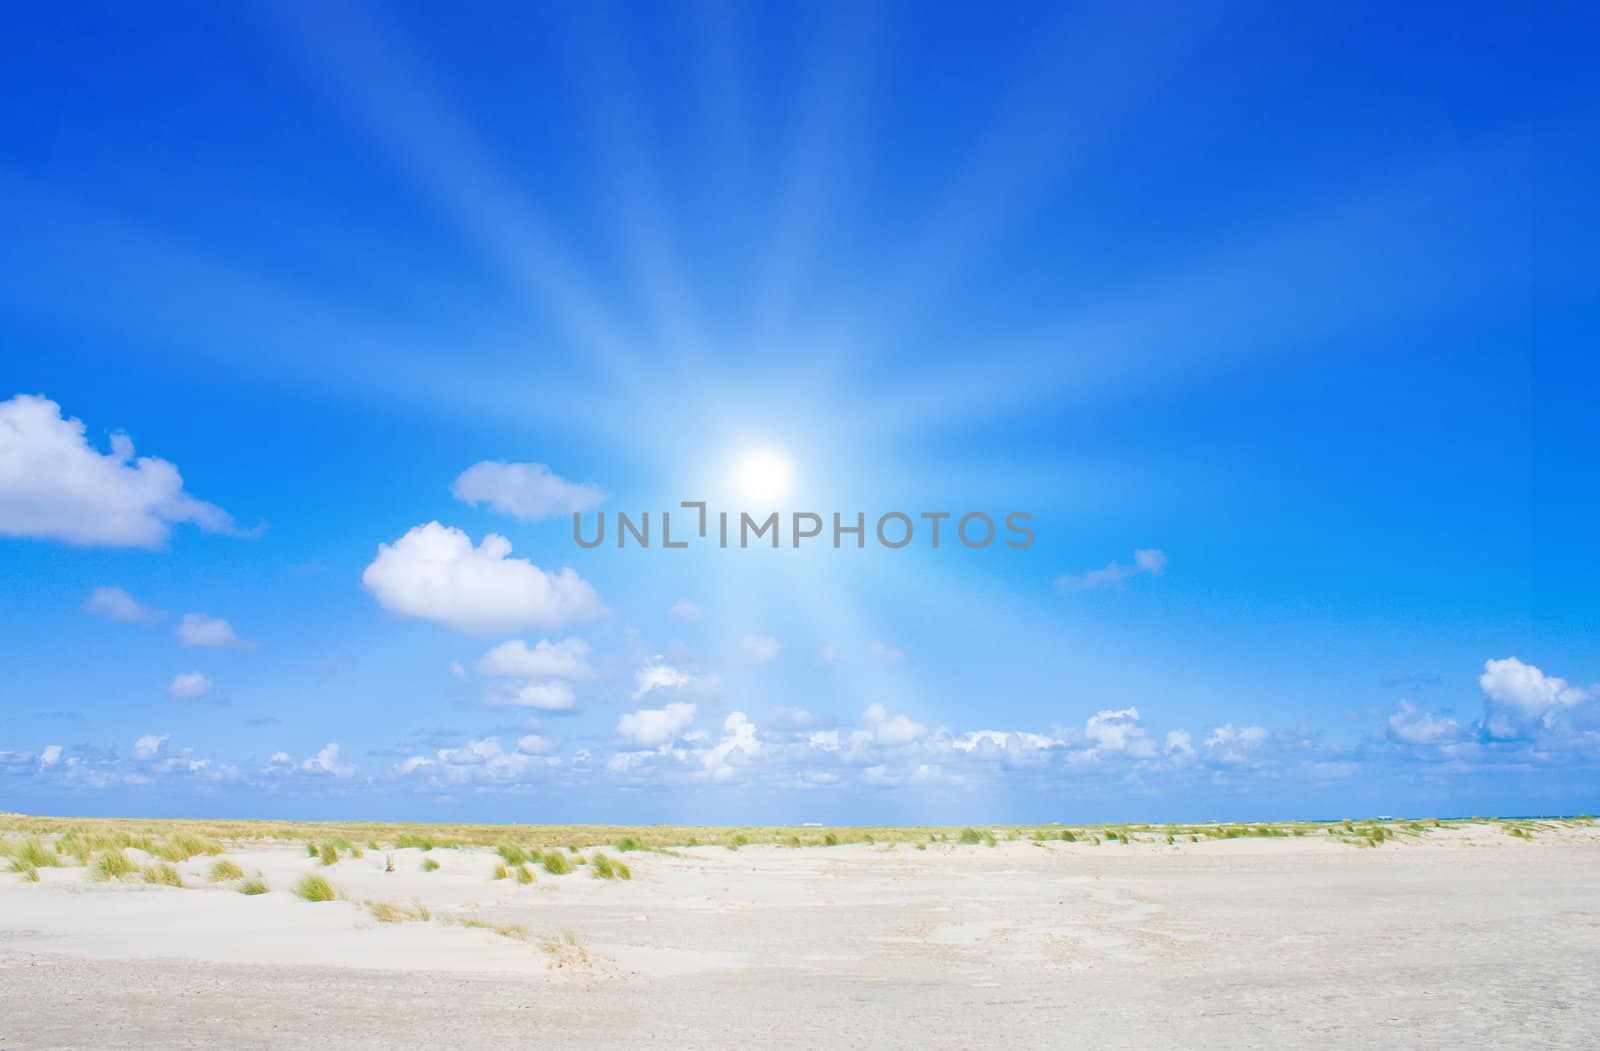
[731,446,795,507]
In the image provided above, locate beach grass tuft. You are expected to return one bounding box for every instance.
[208,859,246,881]
[140,862,184,887]
[91,849,137,881]
[541,850,574,875]
[590,852,631,880]
[293,874,338,901]
[421,856,441,872]
[239,876,270,895]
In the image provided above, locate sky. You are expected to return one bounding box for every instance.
[1,2,1597,824]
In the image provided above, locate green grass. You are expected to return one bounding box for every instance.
[515,863,535,884]
[590,852,631,880]
[208,859,245,881]
[496,843,529,866]
[491,863,508,880]
[615,835,646,852]
[140,862,184,887]
[319,842,340,866]
[239,877,270,895]
[293,874,338,901]
[9,838,58,870]
[421,856,441,872]
[541,850,574,875]
[91,850,137,881]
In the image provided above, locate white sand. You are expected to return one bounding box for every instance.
[2,826,1598,1048]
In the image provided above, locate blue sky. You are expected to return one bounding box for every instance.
[2,2,1596,823]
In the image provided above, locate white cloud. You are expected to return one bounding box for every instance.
[1084,708,1156,757]
[868,640,905,663]
[424,737,547,782]
[617,702,696,747]
[476,637,591,679]
[862,703,926,745]
[1479,657,1594,729]
[517,734,556,754]
[398,755,433,774]
[132,734,169,760]
[450,461,604,521]
[699,712,760,781]
[167,671,214,701]
[0,394,242,547]
[361,522,603,634]
[39,744,62,767]
[177,612,254,649]
[668,599,703,621]
[632,658,717,701]
[483,680,577,711]
[1205,722,1269,763]
[742,633,780,664]
[1387,701,1463,745]
[1057,548,1167,593]
[302,742,355,777]
[1165,729,1194,755]
[84,586,163,625]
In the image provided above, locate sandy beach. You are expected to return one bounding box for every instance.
[2,819,1597,1049]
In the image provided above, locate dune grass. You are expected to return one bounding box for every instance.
[515,863,535,884]
[209,859,246,881]
[319,842,340,866]
[140,862,184,887]
[238,876,270,895]
[366,899,430,923]
[421,856,441,872]
[496,843,529,866]
[91,849,137,881]
[540,850,574,875]
[293,874,338,901]
[540,929,589,967]
[590,852,631,880]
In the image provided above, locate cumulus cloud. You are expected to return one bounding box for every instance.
[517,734,556,755]
[632,658,717,701]
[84,586,164,625]
[699,712,760,781]
[39,744,63,767]
[301,742,355,777]
[668,599,702,621]
[1084,708,1156,757]
[742,633,780,664]
[1387,701,1463,745]
[1205,722,1269,763]
[1056,548,1166,593]
[1165,729,1194,755]
[132,734,169,760]
[482,680,577,711]
[1479,657,1594,735]
[177,612,254,649]
[862,703,926,745]
[167,671,214,701]
[0,393,243,547]
[476,637,592,679]
[450,461,604,521]
[617,702,696,747]
[361,522,603,634]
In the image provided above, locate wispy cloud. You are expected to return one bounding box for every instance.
[450,461,604,521]
[1056,548,1166,593]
